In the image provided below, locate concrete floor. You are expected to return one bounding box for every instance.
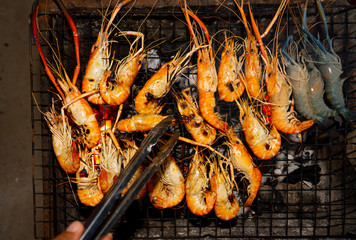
[0,0,35,239]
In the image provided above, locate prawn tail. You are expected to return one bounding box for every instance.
[314,115,333,128]
[244,167,262,207]
[298,120,314,132]
[338,107,356,122]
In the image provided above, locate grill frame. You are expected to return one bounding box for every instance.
[31,1,356,239]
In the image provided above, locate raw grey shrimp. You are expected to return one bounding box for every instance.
[306,61,337,118]
[302,0,356,121]
[282,37,331,127]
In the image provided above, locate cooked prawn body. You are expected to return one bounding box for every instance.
[218,39,245,102]
[100,40,145,106]
[267,59,314,134]
[148,155,185,209]
[210,162,239,221]
[244,37,263,100]
[82,37,110,105]
[82,2,128,105]
[76,153,103,207]
[186,149,217,216]
[226,133,261,207]
[197,49,230,133]
[44,107,80,174]
[239,100,281,160]
[121,143,147,199]
[116,114,168,132]
[59,79,101,148]
[175,89,216,145]
[98,136,121,193]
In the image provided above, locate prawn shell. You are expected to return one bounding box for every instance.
[186,151,217,216]
[175,90,216,145]
[135,62,172,114]
[227,135,262,207]
[244,37,263,100]
[82,35,110,105]
[59,80,101,148]
[218,39,245,102]
[210,169,239,221]
[197,48,218,92]
[148,156,185,209]
[77,187,104,207]
[116,114,168,132]
[240,101,281,160]
[53,138,80,173]
[199,91,229,133]
[100,53,144,106]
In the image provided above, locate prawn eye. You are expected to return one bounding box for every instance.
[138,60,142,64]
[181,103,187,109]
[268,73,272,77]
[199,58,203,63]
[251,48,254,53]
[265,143,270,150]
[146,92,154,101]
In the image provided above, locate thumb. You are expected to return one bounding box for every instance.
[54,221,85,240]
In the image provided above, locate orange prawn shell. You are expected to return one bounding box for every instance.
[59,79,101,148]
[266,59,314,134]
[148,155,185,209]
[218,39,245,102]
[185,150,217,216]
[134,61,172,114]
[175,89,217,145]
[227,134,262,207]
[100,52,145,106]
[82,32,110,105]
[197,48,218,92]
[116,114,168,132]
[239,101,281,160]
[199,91,230,133]
[210,166,239,221]
[244,36,263,100]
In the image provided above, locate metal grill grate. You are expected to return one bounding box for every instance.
[31,1,356,239]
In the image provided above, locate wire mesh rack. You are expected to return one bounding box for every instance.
[31,1,356,239]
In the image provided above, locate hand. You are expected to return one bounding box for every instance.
[54,221,113,240]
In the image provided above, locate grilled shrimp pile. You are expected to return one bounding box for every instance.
[32,0,355,220]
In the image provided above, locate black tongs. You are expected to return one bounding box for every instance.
[80,116,179,240]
